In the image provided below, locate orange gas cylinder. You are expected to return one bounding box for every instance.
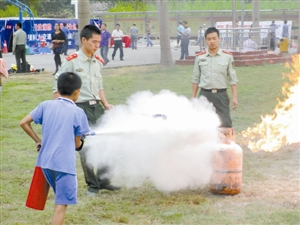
[209,128,243,195]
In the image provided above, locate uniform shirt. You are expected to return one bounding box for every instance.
[282,24,289,38]
[31,97,90,175]
[100,30,111,47]
[111,29,124,41]
[129,26,138,36]
[177,25,184,36]
[192,48,238,89]
[181,27,191,40]
[12,28,27,51]
[53,50,104,103]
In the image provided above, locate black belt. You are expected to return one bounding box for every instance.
[202,88,227,93]
[16,44,25,46]
[76,100,99,106]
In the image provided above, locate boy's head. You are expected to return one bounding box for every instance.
[58,72,82,101]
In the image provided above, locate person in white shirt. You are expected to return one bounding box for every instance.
[111,24,124,61]
[243,35,258,52]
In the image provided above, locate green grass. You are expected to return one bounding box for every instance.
[1,64,299,224]
[107,0,299,13]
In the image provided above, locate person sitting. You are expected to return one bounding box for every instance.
[243,35,258,52]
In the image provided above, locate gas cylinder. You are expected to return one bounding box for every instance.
[209,128,243,195]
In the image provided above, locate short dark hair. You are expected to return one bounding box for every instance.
[102,23,107,27]
[116,24,120,27]
[58,72,82,96]
[80,25,101,41]
[205,27,219,38]
[182,21,188,25]
[63,22,67,26]
[16,22,22,28]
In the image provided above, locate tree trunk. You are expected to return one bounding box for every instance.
[157,0,173,67]
[78,0,90,47]
[298,0,300,54]
[252,0,260,46]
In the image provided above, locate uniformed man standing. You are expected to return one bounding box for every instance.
[13,22,27,73]
[192,27,238,128]
[53,25,120,196]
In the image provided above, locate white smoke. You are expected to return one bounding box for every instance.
[85,90,221,192]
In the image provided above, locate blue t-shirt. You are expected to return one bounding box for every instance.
[178,25,184,36]
[61,27,69,39]
[30,97,90,175]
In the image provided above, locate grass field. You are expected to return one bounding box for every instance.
[1,63,299,225]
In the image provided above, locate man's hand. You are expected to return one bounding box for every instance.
[103,103,113,110]
[232,97,238,110]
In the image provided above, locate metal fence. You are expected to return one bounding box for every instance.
[198,27,272,52]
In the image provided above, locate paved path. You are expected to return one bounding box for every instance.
[2,44,201,74]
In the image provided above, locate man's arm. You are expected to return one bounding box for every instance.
[99,89,113,109]
[12,32,17,52]
[231,85,238,110]
[192,56,201,98]
[20,114,42,151]
[228,56,238,110]
[192,83,199,98]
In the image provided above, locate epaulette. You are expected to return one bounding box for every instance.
[196,51,206,56]
[66,53,78,61]
[95,54,105,64]
[222,50,232,55]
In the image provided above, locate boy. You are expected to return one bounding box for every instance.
[20,72,90,225]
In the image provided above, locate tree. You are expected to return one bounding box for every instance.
[78,0,90,47]
[157,0,173,67]
[298,0,300,54]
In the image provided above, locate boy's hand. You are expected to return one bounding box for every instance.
[36,143,42,152]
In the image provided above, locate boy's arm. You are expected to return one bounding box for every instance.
[75,136,84,151]
[20,114,42,151]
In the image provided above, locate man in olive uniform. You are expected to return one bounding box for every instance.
[192,27,238,128]
[13,22,27,73]
[53,25,120,196]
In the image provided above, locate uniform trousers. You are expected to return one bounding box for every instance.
[200,89,232,128]
[76,102,111,193]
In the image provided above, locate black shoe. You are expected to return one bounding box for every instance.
[112,56,114,60]
[100,184,121,191]
[120,59,124,61]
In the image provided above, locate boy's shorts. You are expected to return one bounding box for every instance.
[42,168,77,205]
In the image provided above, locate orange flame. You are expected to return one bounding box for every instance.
[242,54,300,152]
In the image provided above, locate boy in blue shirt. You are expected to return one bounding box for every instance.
[20,72,90,225]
